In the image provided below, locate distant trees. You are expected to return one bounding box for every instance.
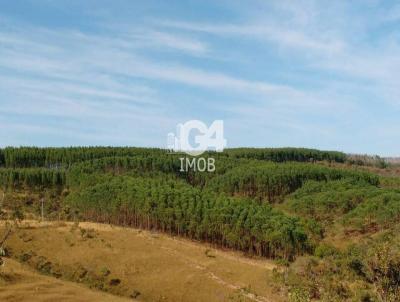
[343,191,400,232]
[346,154,388,168]
[206,162,379,202]
[0,147,348,168]
[0,147,165,168]
[0,168,66,189]
[222,147,347,163]
[67,175,309,260]
[0,146,388,262]
[285,179,400,232]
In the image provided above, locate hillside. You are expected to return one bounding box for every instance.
[1,147,400,301]
[0,258,130,302]
[1,220,281,302]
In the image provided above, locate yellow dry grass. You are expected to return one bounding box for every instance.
[0,220,284,302]
[0,258,131,302]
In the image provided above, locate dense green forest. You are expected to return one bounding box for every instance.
[67,175,309,259]
[1,146,400,301]
[0,146,349,167]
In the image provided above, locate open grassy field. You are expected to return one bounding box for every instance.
[1,220,282,302]
[0,258,131,302]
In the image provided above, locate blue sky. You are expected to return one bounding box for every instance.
[1,0,400,156]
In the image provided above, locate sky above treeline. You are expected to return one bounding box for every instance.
[0,0,399,156]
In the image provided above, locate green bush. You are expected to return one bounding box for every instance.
[314,243,339,258]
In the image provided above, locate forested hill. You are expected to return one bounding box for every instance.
[0,146,346,168]
[2,146,400,300]
[0,146,378,257]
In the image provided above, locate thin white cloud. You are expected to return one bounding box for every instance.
[155,2,400,108]
[127,29,209,55]
[0,20,308,104]
[157,20,345,54]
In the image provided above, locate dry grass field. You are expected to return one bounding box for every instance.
[0,258,130,302]
[0,221,283,302]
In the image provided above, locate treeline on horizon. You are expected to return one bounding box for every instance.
[0,146,348,167]
[0,146,391,168]
[0,152,379,193]
[0,146,349,189]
